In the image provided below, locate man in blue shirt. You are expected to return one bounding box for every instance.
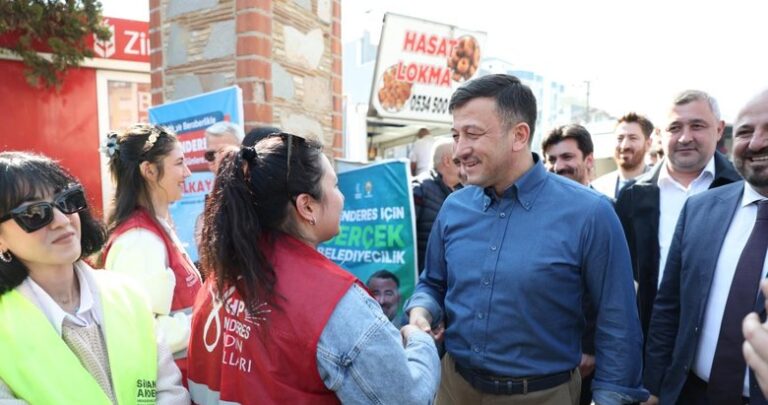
[406,74,648,404]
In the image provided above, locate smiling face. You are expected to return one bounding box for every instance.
[0,190,82,274]
[452,97,519,192]
[152,142,191,204]
[367,277,401,320]
[614,122,652,171]
[733,91,768,194]
[544,138,593,186]
[663,99,723,174]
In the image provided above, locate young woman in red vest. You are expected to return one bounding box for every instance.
[187,133,440,404]
[0,151,188,403]
[102,124,202,381]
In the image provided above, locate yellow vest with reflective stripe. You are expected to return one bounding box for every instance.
[0,271,158,405]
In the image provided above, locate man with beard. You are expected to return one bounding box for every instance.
[644,89,768,404]
[615,90,741,343]
[542,124,594,186]
[593,113,654,199]
[541,123,599,405]
[366,270,403,326]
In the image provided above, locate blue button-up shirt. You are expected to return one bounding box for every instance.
[406,156,648,402]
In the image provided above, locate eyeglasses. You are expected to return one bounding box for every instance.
[0,185,88,233]
[204,150,217,162]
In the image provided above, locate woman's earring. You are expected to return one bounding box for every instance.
[309,217,316,226]
[0,250,12,263]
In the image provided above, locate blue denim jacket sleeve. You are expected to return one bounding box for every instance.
[316,284,441,404]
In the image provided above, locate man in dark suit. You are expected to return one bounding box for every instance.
[615,90,741,339]
[644,88,768,404]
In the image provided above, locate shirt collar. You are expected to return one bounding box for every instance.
[20,261,97,336]
[482,153,546,211]
[658,155,716,187]
[742,182,768,207]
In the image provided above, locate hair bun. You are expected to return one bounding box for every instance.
[240,147,257,162]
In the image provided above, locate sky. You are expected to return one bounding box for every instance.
[342,0,768,124]
[101,0,767,124]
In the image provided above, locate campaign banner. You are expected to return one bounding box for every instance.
[148,86,244,262]
[369,13,487,123]
[318,160,418,305]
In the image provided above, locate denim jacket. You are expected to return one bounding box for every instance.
[317,284,440,404]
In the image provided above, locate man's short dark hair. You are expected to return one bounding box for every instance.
[367,270,400,288]
[449,74,538,142]
[541,124,594,157]
[617,112,654,138]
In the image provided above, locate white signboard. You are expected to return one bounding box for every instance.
[369,13,487,123]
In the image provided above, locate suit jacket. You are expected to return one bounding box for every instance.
[615,152,741,338]
[643,181,767,404]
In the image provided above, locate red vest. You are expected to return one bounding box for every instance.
[187,234,359,405]
[103,208,202,378]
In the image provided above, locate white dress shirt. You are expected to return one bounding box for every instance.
[657,157,715,286]
[693,183,768,396]
[17,261,97,336]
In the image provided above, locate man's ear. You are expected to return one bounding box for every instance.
[585,153,595,171]
[715,119,725,142]
[511,122,531,152]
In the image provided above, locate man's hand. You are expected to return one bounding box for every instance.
[743,280,768,398]
[408,306,433,334]
[579,353,595,377]
[641,394,659,405]
[432,320,445,343]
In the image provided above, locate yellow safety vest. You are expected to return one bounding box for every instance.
[0,271,158,405]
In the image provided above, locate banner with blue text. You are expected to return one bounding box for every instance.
[148,86,244,262]
[319,159,418,303]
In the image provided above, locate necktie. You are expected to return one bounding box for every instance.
[709,200,768,403]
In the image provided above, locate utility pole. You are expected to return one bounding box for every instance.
[584,80,591,123]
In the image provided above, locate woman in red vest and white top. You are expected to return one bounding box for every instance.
[102,124,202,381]
[187,133,440,404]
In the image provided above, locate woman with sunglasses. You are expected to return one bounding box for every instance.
[186,134,439,404]
[101,124,202,381]
[0,151,189,404]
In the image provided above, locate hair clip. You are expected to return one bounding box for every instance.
[143,131,159,153]
[100,132,121,157]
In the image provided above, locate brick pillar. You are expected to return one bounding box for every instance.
[148,0,164,106]
[236,0,273,130]
[149,0,344,157]
[330,0,343,157]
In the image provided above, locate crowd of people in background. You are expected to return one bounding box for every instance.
[2,72,768,405]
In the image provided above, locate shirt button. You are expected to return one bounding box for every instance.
[499,212,506,218]
[482,278,490,286]
[472,345,480,353]
[490,245,497,251]
[477,313,485,319]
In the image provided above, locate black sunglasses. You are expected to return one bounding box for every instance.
[204,150,217,162]
[0,185,88,233]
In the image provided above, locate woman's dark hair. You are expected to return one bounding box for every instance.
[242,126,281,147]
[105,123,179,232]
[200,133,325,310]
[0,152,106,295]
